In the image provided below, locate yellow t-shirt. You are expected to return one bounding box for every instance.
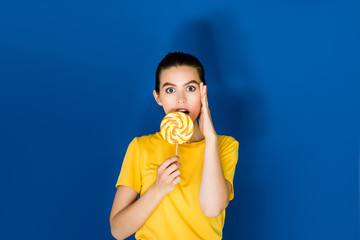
[116,132,239,240]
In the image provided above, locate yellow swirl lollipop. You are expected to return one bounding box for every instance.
[160,112,194,154]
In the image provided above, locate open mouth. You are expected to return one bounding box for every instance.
[177,109,189,115]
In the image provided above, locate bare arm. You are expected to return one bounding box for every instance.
[109,185,162,239]
[198,134,231,218]
[198,82,231,218]
[110,156,181,240]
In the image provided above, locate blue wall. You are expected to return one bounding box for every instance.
[1,1,359,239]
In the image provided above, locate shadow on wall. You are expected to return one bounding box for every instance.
[170,12,269,239]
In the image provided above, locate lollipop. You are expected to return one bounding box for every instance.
[160,112,194,154]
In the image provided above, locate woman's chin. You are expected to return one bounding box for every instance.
[191,114,200,123]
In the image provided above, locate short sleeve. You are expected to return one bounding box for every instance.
[219,136,239,201]
[115,138,142,193]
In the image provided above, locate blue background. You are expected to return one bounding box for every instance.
[1,1,359,239]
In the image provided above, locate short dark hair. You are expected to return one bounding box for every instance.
[155,52,206,93]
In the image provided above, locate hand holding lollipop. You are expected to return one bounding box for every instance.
[160,112,194,155]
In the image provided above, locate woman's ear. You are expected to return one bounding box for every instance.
[153,90,163,106]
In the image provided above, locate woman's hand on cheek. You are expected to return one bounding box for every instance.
[199,82,216,139]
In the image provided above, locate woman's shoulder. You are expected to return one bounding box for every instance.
[217,134,238,143]
[217,135,239,148]
[133,132,163,145]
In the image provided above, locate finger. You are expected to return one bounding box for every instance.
[170,170,180,179]
[201,84,206,105]
[200,92,207,111]
[199,82,204,102]
[170,171,181,185]
[171,176,181,186]
[199,82,203,91]
[173,161,181,168]
[204,86,209,107]
[159,156,180,171]
[166,156,180,168]
[203,85,209,108]
[166,162,180,174]
[165,162,180,176]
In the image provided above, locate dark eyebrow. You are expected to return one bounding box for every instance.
[162,80,199,89]
[184,80,199,86]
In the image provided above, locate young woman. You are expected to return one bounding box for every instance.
[110,52,239,239]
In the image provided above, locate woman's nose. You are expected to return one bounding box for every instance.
[177,93,186,103]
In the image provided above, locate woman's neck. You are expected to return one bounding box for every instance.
[188,121,205,143]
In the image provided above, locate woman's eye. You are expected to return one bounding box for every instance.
[187,86,196,92]
[166,88,175,93]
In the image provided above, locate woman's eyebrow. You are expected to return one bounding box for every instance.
[162,80,199,89]
[184,80,199,86]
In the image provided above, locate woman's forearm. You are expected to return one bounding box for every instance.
[198,134,230,218]
[110,185,163,240]
[111,156,181,239]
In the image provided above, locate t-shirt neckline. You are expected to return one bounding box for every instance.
[156,132,206,146]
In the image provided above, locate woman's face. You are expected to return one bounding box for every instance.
[153,65,202,122]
